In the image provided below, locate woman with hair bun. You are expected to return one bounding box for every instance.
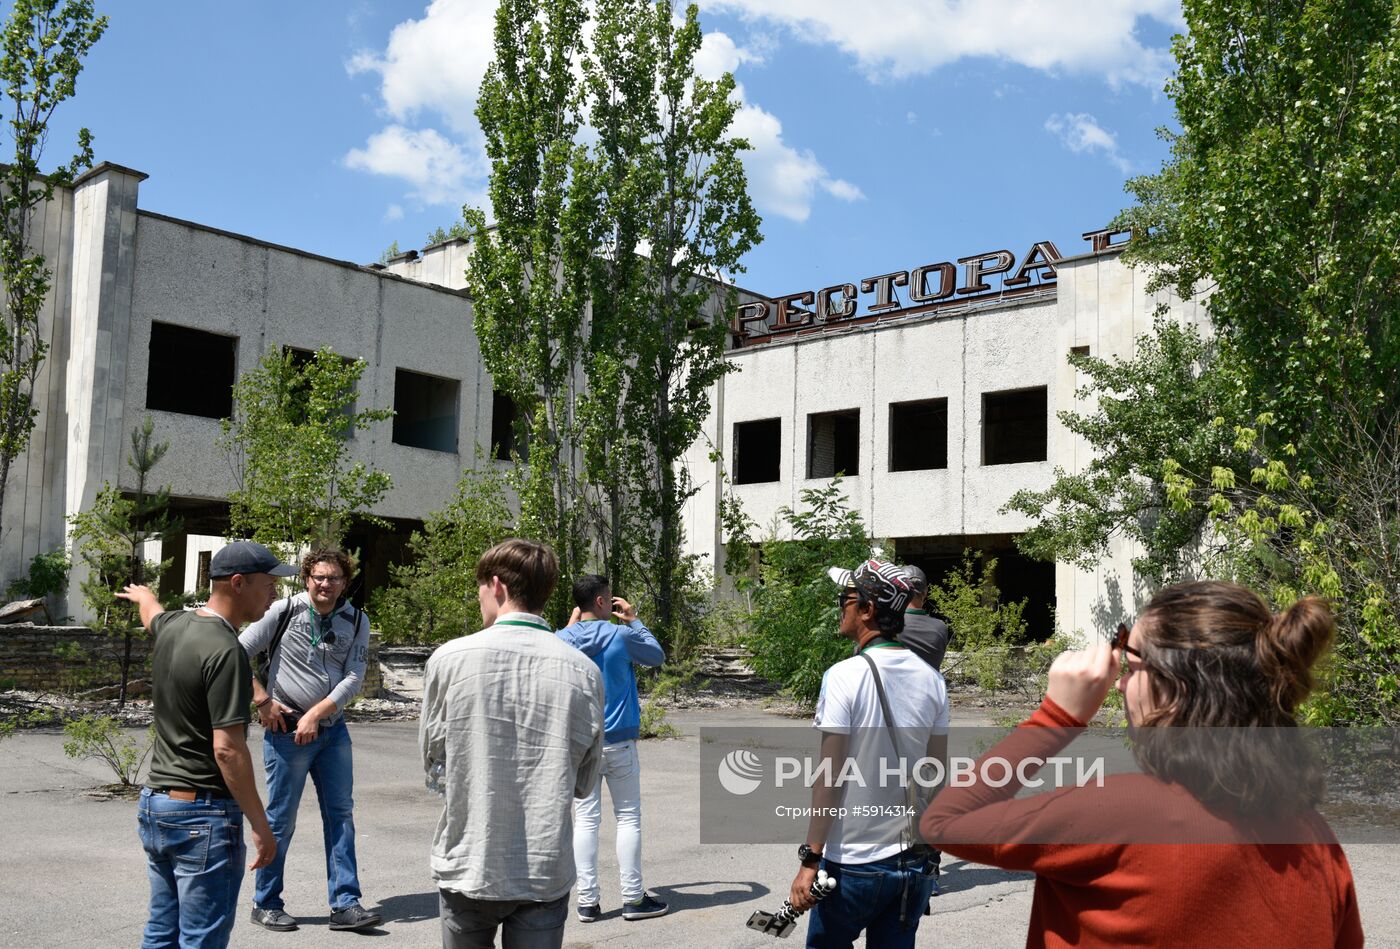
[920,580,1363,948]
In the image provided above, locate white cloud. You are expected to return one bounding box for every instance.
[1044,112,1132,174]
[384,203,405,222]
[730,99,863,222]
[346,4,859,221]
[347,0,495,135]
[345,125,482,205]
[697,0,1181,87]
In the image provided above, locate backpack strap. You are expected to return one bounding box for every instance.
[257,595,300,687]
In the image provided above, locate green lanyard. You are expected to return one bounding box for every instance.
[495,619,553,632]
[309,610,333,648]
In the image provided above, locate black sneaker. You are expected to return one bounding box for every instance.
[577,903,601,923]
[621,894,668,921]
[328,903,382,931]
[250,907,298,932]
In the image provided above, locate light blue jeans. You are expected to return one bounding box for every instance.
[254,720,363,911]
[137,788,245,949]
[572,739,643,905]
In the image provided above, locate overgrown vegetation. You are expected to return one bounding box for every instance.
[62,714,152,787]
[371,466,513,644]
[68,418,180,706]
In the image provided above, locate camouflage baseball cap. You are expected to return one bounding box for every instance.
[827,559,913,615]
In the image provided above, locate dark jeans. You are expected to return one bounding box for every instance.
[137,788,245,949]
[806,850,938,949]
[438,890,568,949]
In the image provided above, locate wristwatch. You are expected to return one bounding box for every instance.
[798,843,823,868]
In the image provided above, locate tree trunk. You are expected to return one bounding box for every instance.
[119,627,133,709]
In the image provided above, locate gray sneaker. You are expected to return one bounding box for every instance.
[577,903,601,923]
[250,907,298,932]
[328,903,382,931]
[621,894,668,921]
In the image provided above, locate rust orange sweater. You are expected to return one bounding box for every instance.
[920,697,1364,948]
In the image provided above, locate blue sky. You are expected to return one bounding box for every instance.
[41,0,1182,297]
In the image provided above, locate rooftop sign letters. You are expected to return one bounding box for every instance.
[732,228,1129,344]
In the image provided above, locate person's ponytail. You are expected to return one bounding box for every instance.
[1256,596,1334,714]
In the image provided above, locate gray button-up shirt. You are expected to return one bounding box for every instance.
[239,592,370,724]
[421,612,604,902]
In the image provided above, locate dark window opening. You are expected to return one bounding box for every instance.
[196,550,212,598]
[491,389,525,461]
[895,538,1057,641]
[983,387,1047,465]
[1069,345,1090,360]
[147,322,236,419]
[889,399,948,472]
[733,418,781,484]
[807,409,860,478]
[393,369,460,453]
[284,346,357,435]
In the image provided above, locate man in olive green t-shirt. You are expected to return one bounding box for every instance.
[118,540,295,949]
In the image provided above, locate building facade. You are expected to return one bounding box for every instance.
[7,163,1201,637]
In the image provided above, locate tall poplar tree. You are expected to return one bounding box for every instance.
[581,0,760,640]
[465,0,595,624]
[0,0,106,534]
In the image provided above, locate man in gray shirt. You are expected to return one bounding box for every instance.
[239,548,380,933]
[421,539,604,949]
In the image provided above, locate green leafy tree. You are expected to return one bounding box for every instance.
[371,465,513,644]
[426,221,469,245]
[219,346,392,555]
[0,0,106,534]
[1005,320,1248,585]
[465,0,594,625]
[1162,410,1400,725]
[1118,0,1400,460]
[68,417,181,707]
[578,0,761,646]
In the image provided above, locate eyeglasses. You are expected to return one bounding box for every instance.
[837,591,857,610]
[309,575,345,586]
[1113,622,1147,672]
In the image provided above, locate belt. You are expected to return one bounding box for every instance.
[149,788,232,801]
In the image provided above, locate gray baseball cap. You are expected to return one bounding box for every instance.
[902,565,928,596]
[209,541,298,579]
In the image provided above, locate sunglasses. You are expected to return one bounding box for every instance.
[837,591,858,609]
[1113,622,1147,668]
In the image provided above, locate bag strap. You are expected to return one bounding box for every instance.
[263,596,298,678]
[861,651,908,776]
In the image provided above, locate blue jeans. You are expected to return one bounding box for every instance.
[137,788,245,949]
[254,720,363,911]
[806,850,938,949]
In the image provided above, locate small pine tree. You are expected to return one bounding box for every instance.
[69,417,182,707]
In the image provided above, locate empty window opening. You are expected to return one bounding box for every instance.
[807,409,860,479]
[733,418,781,484]
[284,346,357,434]
[1069,345,1091,360]
[393,369,460,453]
[490,389,525,461]
[196,550,212,598]
[889,399,948,472]
[982,387,1047,465]
[147,322,236,419]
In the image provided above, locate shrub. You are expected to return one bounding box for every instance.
[732,479,872,704]
[62,715,153,786]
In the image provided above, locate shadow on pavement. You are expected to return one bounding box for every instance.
[935,861,1034,896]
[373,891,439,924]
[650,880,770,913]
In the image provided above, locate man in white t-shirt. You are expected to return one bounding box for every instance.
[788,559,949,949]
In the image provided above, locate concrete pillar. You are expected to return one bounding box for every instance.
[62,163,148,623]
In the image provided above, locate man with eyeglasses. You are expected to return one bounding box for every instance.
[238,547,381,933]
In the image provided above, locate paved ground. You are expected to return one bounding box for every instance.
[2,706,1398,948]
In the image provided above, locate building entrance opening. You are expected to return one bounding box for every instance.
[894,534,1055,641]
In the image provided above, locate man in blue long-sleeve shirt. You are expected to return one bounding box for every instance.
[556,574,669,923]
